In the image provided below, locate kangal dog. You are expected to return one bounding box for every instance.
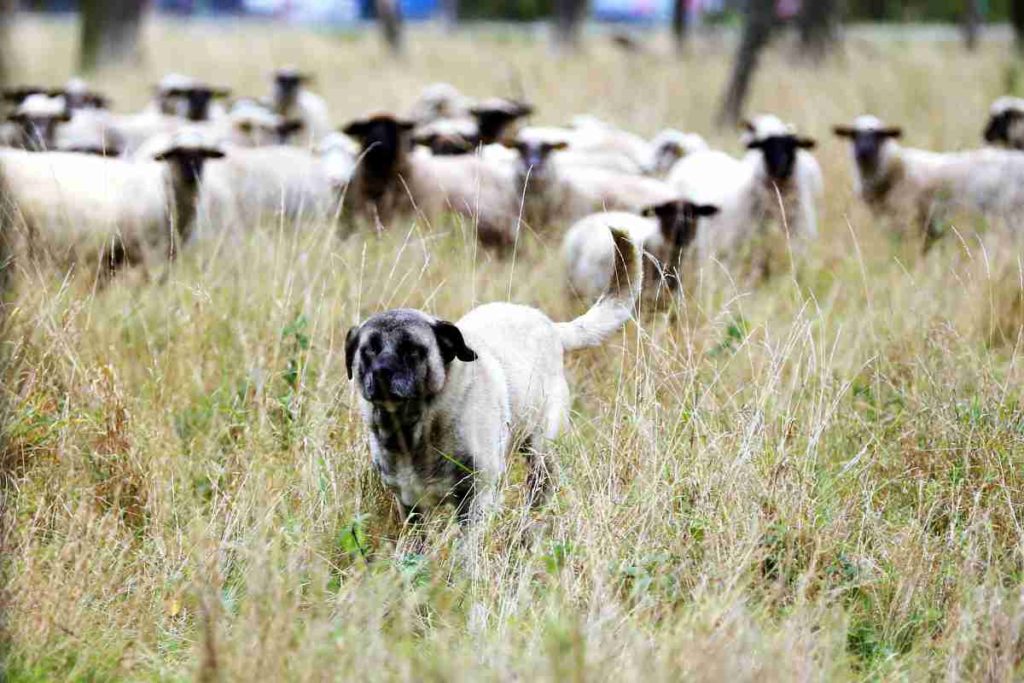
[346,227,641,535]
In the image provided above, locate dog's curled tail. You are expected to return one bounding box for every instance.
[557,226,641,352]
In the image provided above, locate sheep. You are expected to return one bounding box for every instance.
[740,114,822,241]
[834,114,1024,247]
[317,132,360,191]
[0,132,224,283]
[647,128,709,176]
[340,113,419,226]
[146,73,195,116]
[269,67,331,146]
[567,116,653,173]
[506,127,678,230]
[983,96,1024,150]
[563,199,719,304]
[405,145,521,247]
[667,148,759,262]
[58,78,110,111]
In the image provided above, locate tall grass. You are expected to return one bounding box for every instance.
[3,16,1024,680]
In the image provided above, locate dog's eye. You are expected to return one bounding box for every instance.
[398,342,422,360]
[368,335,383,354]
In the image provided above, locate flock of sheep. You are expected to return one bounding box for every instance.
[1,68,1024,302]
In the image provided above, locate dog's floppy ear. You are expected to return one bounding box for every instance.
[345,325,360,380]
[433,321,477,363]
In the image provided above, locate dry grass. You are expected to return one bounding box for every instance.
[3,15,1024,681]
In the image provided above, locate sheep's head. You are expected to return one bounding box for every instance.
[168,85,230,122]
[343,114,417,180]
[153,73,195,116]
[642,200,719,251]
[648,130,708,176]
[154,138,226,183]
[273,67,311,109]
[746,131,816,183]
[469,99,533,145]
[984,97,1024,149]
[8,94,71,150]
[833,116,902,174]
[504,134,569,179]
[58,78,110,111]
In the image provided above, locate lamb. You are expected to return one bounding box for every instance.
[269,67,331,146]
[983,96,1024,150]
[563,199,719,304]
[834,114,1024,246]
[0,132,224,284]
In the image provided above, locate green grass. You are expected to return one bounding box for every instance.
[3,16,1024,681]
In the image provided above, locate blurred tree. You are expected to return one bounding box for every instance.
[79,0,149,72]
[553,0,587,50]
[962,0,982,49]
[798,0,842,58]
[0,0,11,87]
[1012,0,1024,51]
[375,0,404,54]
[441,0,459,29]
[671,0,688,53]
[718,0,775,128]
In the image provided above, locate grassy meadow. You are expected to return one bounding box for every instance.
[3,16,1024,681]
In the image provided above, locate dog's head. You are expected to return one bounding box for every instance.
[346,309,477,405]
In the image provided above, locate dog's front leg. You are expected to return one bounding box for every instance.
[455,477,499,578]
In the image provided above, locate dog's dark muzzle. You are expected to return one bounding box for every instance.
[365,358,416,402]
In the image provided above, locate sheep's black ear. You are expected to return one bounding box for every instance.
[433,321,477,364]
[797,136,817,149]
[342,120,368,138]
[345,326,361,380]
[398,119,417,132]
[278,119,305,139]
[212,87,232,99]
[746,139,764,150]
[832,125,855,138]
[695,203,720,217]
[548,140,570,152]
[640,205,657,218]
[881,127,903,139]
[513,102,534,117]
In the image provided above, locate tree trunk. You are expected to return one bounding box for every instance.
[962,0,982,51]
[554,0,586,51]
[441,0,458,32]
[1011,0,1024,53]
[375,0,404,55]
[79,0,148,73]
[798,0,840,59]
[717,0,774,128]
[0,0,12,88]
[671,0,688,54]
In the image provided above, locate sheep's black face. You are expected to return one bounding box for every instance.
[749,135,814,182]
[346,311,477,405]
[176,87,228,122]
[833,125,902,172]
[344,118,416,181]
[472,103,531,145]
[155,147,226,183]
[512,140,569,178]
[273,73,305,108]
[645,200,719,250]
[415,133,475,156]
[984,111,1023,147]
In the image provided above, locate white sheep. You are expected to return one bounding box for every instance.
[0,132,224,282]
[563,199,719,303]
[413,98,533,154]
[834,114,1024,246]
[407,82,474,123]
